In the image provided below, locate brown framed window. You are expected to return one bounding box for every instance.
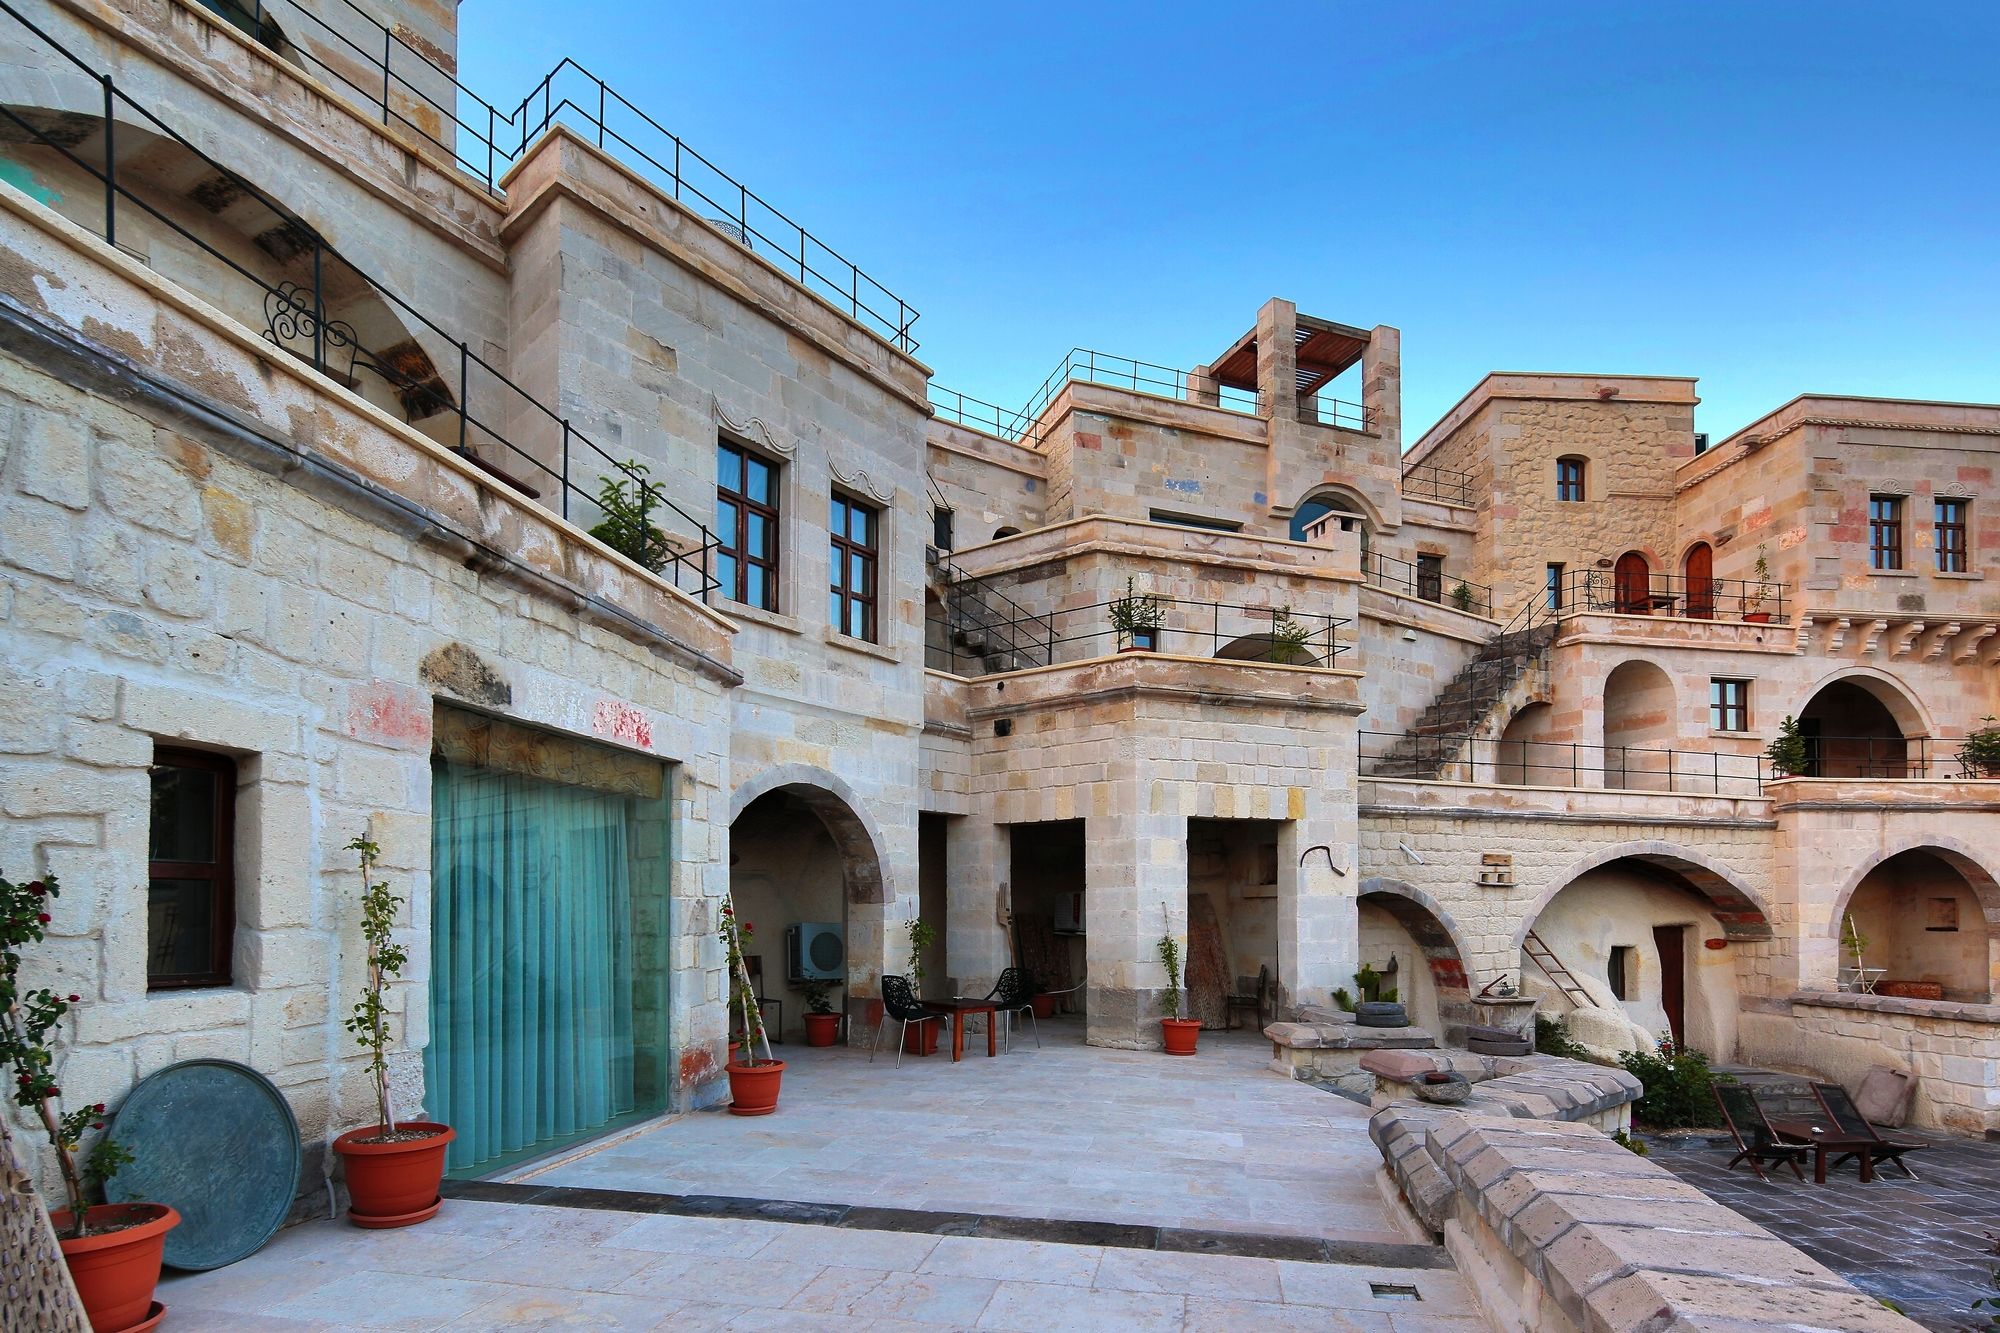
[148,747,236,989]
[1415,554,1444,602]
[1556,457,1586,502]
[717,440,779,610]
[1935,498,1968,573]
[1709,679,1749,733]
[1869,495,1903,570]
[829,492,879,642]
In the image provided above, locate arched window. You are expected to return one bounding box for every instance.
[1556,456,1587,503]
[1290,490,1372,563]
[1683,543,1714,619]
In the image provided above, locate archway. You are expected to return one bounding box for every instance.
[1797,674,1924,777]
[1357,878,1473,1037]
[1833,846,1999,1001]
[1496,702,1565,786]
[1613,551,1653,614]
[1602,660,1676,789]
[1683,542,1715,619]
[1290,486,1374,563]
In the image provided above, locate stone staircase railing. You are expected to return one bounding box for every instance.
[1368,624,1555,778]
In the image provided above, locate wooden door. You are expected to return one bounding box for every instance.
[1652,925,1686,1048]
[1614,552,1651,614]
[1683,543,1714,619]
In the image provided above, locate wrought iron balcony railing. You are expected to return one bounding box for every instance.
[928,591,1348,677]
[1555,570,1790,625]
[1401,461,1476,508]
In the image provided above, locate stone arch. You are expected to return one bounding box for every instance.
[1796,665,1933,741]
[1513,840,1773,947]
[1828,840,2000,999]
[1289,484,1380,549]
[1357,877,1475,1030]
[1602,659,1676,788]
[729,763,889,905]
[1827,836,2000,940]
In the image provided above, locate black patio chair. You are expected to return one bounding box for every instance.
[870,974,951,1068]
[1226,965,1269,1031]
[983,967,1039,1051]
[1714,1083,1808,1182]
[1811,1081,1927,1180]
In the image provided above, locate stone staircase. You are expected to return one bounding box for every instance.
[927,550,1053,675]
[1368,624,1556,778]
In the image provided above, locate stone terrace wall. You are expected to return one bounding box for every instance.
[1763,991,2000,1135]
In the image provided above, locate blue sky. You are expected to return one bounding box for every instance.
[461,2,2000,444]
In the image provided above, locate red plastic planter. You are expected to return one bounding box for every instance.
[902,1023,940,1057]
[52,1202,179,1333]
[333,1122,454,1228]
[803,1012,841,1046]
[1161,1018,1200,1055]
[726,1059,786,1115]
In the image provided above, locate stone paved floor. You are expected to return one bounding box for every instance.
[520,1019,1408,1244]
[1647,1126,2000,1331]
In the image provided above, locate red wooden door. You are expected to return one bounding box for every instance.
[1684,543,1714,619]
[1652,925,1686,1048]
[1614,552,1652,614]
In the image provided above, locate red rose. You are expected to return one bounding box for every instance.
[37,914,50,924]
[67,994,80,1003]
[94,1103,105,1113]
[29,882,46,895]
[92,1122,104,1131]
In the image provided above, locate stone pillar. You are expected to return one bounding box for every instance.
[1276,796,1357,1015]
[1363,324,1402,453]
[944,815,1011,995]
[1085,807,1189,1048]
[1185,363,1220,407]
[1254,298,1298,424]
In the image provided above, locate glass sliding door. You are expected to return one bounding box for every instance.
[427,707,671,1176]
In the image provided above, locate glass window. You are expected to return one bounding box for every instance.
[1935,498,1968,573]
[1415,554,1444,602]
[1556,457,1586,503]
[1545,563,1565,610]
[932,506,953,552]
[830,493,879,642]
[148,748,236,989]
[1869,495,1903,570]
[717,440,779,609]
[1710,679,1749,732]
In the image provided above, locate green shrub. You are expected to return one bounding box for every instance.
[1618,1039,1724,1128]
[1765,714,1811,778]
[1535,1013,1590,1060]
[1611,1129,1649,1156]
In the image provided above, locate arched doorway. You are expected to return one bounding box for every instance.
[1602,660,1676,789]
[1683,543,1715,619]
[1357,880,1473,1037]
[1797,675,1923,777]
[1613,551,1653,614]
[1836,848,1998,1001]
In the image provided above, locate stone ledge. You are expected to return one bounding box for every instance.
[1265,1021,1436,1051]
[1790,988,2000,1024]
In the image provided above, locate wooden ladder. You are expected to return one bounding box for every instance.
[1522,930,1594,1008]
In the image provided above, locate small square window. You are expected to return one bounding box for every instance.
[1710,679,1749,732]
[1556,457,1586,503]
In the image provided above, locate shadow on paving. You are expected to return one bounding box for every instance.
[1646,1127,2000,1332]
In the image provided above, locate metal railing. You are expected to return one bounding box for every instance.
[506,60,917,351]
[1402,461,1476,508]
[1790,734,1994,781]
[928,384,1045,447]
[1018,349,1258,433]
[1292,388,1374,432]
[929,551,1058,673]
[1362,553,1493,618]
[1555,570,1789,625]
[4,2,720,597]
[928,592,1348,677]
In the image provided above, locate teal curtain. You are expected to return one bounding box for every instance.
[427,759,665,1175]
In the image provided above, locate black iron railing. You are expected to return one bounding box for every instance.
[928,592,1348,677]
[1019,350,1259,432]
[1402,461,1476,508]
[4,2,719,597]
[1792,734,1995,781]
[1555,570,1789,625]
[1291,388,1374,432]
[928,385,1045,447]
[1362,553,1494,618]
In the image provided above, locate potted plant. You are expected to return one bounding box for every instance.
[1109,577,1164,652]
[332,838,453,1227]
[720,905,784,1113]
[1958,717,2000,779]
[1268,605,1313,665]
[589,459,673,573]
[3,869,177,1333]
[1352,961,1409,1027]
[1765,714,1811,779]
[902,918,940,1055]
[1450,580,1476,613]
[1158,910,1199,1055]
[1742,547,1775,623]
[799,977,841,1047]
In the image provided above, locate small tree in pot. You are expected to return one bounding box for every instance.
[798,977,841,1047]
[720,905,784,1113]
[1958,717,2000,779]
[1268,605,1314,665]
[1766,715,1811,779]
[1742,547,1775,623]
[1158,908,1200,1055]
[901,918,940,1054]
[3,868,177,1332]
[331,837,454,1227]
[1110,578,1164,652]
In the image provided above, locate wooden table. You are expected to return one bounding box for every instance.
[1768,1117,1878,1183]
[921,998,999,1062]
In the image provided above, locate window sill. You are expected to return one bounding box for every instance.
[823,627,902,664]
[1707,728,1752,740]
[1866,568,1918,578]
[1934,570,1985,581]
[721,601,803,636]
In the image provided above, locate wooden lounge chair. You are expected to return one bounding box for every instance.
[1713,1083,1808,1182]
[1811,1081,1927,1180]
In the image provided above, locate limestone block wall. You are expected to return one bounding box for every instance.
[1036,385,1272,533]
[1353,587,1485,742]
[0,197,739,1206]
[1770,992,2000,1135]
[925,420,1046,547]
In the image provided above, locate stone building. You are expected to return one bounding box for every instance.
[0,0,1994,1222]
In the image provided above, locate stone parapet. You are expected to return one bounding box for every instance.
[1265,1020,1437,1094]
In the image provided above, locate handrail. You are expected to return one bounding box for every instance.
[2,1,719,598]
[1402,461,1476,508]
[1360,553,1493,618]
[1290,388,1375,432]
[1019,349,1258,432]
[928,385,1045,447]
[1555,569,1790,625]
[929,590,1349,677]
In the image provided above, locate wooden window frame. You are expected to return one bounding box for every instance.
[1415,553,1444,603]
[829,491,880,643]
[1869,495,1903,571]
[1935,498,1968,573]
[1556,457,1586,503]
[1545,562,1565,610]
[717,439,781,611]
[147,747,237,990]
[1709,678,1749,733]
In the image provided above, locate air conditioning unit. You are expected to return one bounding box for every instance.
[1053,891,1084,935]
[787,923,845,981]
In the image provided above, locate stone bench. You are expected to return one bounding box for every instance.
[1263,1017,1437,1095]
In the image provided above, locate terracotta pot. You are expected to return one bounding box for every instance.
[803,1012,841,1046]
[1030,994,1056,1020]
[1743,611,1771,624]
[52,1202,179,1333]
[903,1022,940,1056]
[726,1058,786,1115]
[1161,1017,1200,1055]
[333,1121,454,1228]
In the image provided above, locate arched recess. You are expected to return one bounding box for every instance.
[1496,701,1564,786]
[1513,841,1773,947]
[728,764,889,906]
[1682,542,1715,619]
[1795,669,1931,778]
[1613,550,1653,614]
[1357,877,1475,1035]
[1289,485,1378,560]
[1214,633,1327,668]
[1602,659,1676,789]
[1827,839,2000,1000]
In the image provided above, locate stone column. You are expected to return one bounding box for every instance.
[1363,324,1402,454]
[1084,806,1189,1048]
[944,815,1011,995]
[1185,363,1220,407]
[1254,298,1298,424]
[1276,793,1357,1015]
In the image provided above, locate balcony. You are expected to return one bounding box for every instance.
[1552,569,1790,625]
